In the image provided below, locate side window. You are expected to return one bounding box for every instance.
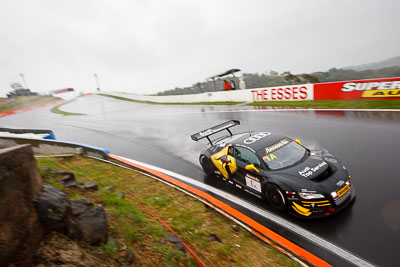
[233,146,261,167]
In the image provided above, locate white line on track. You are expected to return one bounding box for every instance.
[117,155,376,267]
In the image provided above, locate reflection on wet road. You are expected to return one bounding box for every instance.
[1,95,400,266]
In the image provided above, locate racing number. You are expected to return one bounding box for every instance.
[264,153,277,161]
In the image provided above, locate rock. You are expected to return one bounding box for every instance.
[232,224,241,232]
[42,166,52,172]
[53,170,75,178]
[101,186,114,192]
[33,185,73,233]
[63,180,77,188]
[166,234,181,243]
[176,243,186,253]
[71,199,93,216]
[206,234,222,243]
[124,250,135,264]
[78,207,108,245]
[0,145,44,267]
[60,174,75,183]
[117,192,125,199]
[76,180,84,185]
[84,182,98,191]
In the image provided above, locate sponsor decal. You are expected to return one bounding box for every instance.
[250,84,313,101]
[298,161,327,178]
[245,174,262,192]
[245,173,260,182]
[301,189,317,193]
[337,180,345,186]
[265,138,290,154]
[199,122,236,137]
[341,81,400,92]
[314,78,400,100]
[243,132,271,145]
[362,89,400,98]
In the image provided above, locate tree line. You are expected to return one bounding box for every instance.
[155,66,400,96]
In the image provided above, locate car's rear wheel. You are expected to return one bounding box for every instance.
[266,184,286,212]
[200,155,214,175]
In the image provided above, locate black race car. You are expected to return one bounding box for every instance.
[191,120,355,218]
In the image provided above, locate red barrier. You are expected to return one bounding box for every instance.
[314,77,400,100]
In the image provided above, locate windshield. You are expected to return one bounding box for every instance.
[258,139,306,170]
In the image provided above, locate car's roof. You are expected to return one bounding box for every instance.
[217,132,288,152]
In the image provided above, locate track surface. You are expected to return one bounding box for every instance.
[1,95,399,266]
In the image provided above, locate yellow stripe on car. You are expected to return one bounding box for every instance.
[292,202,312,216]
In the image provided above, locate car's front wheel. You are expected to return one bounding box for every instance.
[200,155,214,175]
[266,184,286,212]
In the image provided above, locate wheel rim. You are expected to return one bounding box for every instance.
[267,187,286,210]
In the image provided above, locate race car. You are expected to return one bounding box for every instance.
[191,120,355,218]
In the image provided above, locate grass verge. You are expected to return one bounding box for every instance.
[249,100,400,109]
[0,96,61,112]
[100,93,400,109]
[51,102,86,116]
[99,94,243,105]
[36,155,300,267]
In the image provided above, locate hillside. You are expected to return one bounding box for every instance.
[343,56,400,71]
[156,64,400,96]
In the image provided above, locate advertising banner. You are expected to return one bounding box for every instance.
[250,84,314,101]
[314,77,400,100]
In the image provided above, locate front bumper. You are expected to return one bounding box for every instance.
[289,185,356,218]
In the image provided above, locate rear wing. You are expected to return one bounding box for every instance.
[191,120,240,145]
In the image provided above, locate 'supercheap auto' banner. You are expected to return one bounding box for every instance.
[314,77,400,100]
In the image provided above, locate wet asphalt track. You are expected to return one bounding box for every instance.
[1,95,400,266]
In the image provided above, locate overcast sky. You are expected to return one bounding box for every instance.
[0,0,399,96]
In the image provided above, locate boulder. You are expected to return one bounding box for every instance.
[0,145,44,266]
[78,207,108,245]
[84,181,98,191]
[33,185,73,233]
[71,199,94,216]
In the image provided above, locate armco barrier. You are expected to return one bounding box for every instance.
[0,137,109,159]
[314,77,400,100]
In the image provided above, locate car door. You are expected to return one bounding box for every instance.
[230,146,264,196]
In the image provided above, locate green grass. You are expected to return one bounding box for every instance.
[36,156,301,266]
[249,99,400,109]
[0,96,61,112]
[51,102,86,116]
[99,93,242,105]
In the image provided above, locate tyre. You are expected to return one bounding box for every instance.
[266,184,286,212]
[200,155,214,175]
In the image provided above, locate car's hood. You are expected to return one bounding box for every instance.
[274,156,329,181]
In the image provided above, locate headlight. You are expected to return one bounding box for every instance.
[298,192,325,199]
[331,192,338,198]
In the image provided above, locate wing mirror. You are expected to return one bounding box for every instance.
[295,139,302,146]
[245,164,260,173]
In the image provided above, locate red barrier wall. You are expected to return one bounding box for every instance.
[314,77,400,100]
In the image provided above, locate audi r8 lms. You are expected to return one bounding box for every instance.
[191,120,355,218]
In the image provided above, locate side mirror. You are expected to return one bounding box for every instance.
[245,164,260,173]
[295,139,302,146]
